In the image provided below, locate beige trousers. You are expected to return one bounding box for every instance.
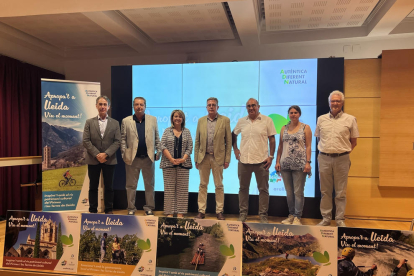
[197,154,224,214]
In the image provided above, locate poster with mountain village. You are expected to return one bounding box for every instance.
[41,79,100,211]
[3,211,81,273]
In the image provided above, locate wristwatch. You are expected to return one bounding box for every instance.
[269,155,274,159]
[307,160,311,163]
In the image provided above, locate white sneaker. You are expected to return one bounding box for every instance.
[336,220,346,227]
[281,214,295,224]
[292,217,302,225]
[317,219,331,226]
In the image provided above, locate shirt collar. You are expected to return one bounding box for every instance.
[246,113,262,121]
[97,114,108,121]
[207,114,218,122]
[133,114,145,122]
[329,111,343,119]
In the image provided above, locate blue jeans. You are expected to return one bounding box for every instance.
[280,170,307,218]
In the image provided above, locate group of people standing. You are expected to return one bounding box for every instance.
[83,90,359,227]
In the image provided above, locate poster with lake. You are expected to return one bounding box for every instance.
[338,227,414,276]
[156,217,242,276]
[242,223,337,276]
[77,213,158,276]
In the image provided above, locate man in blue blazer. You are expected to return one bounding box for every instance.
[83,96,121,214]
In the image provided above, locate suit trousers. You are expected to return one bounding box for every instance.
[318,153,351,221]
[238,162,269,217]
[88,163,115,213]
[197,154,224,214]
[125,156,155,212]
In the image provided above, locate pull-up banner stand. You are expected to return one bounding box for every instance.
[41,79,100,212]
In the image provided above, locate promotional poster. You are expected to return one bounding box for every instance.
[77,213,158,276]
[338,227,414,276]
[242,223,338,276]
[3,210,81,273]
[41,79,100,211]
[156,217,242,276]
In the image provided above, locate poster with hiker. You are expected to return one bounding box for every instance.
[77,213,158,276]
[3,210,81,273]
[242,222,338,276]
[156,217,242,276]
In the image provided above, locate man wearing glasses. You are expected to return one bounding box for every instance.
[315,90,359,227]
[232,98,276,223]
[194,97,232,220]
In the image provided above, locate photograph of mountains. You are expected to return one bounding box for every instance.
[242,223,322,276]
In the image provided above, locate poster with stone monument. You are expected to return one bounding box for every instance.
[2,210,81,273]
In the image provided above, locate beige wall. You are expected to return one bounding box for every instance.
[344,58,414,219]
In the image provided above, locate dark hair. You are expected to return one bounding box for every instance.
[170,109,186,128]
[207,97,218,105]
[103,233,107,237]
[133,97,146,106]
[114,237,119,243]
[288,105,301,116]
[96,96,111,106]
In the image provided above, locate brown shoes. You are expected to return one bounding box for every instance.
[195,212,205,219]
[216,212,225,220]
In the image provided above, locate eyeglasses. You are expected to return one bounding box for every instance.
[246,104,257,108]
[207,104,217,107]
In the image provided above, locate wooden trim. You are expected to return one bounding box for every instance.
[0,156,42,167]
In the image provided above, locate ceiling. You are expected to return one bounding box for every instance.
[0,0,413,60]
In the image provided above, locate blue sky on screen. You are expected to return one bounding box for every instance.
[132,59,317,197]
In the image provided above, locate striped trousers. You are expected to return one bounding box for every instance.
[162,167,189,215]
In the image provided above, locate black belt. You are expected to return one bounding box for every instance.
[320,152,349,157]
[136,155,148,158]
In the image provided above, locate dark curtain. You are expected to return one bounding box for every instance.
[0,55,64,216]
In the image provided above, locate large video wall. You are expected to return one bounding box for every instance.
[131,59,318,197]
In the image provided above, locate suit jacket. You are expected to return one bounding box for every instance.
[83,116,121,165]
[121,114,161,165]
[194,114,232,165]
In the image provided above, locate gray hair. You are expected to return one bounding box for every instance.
[329,90,345,102]
[133,97,146,106]
[96,96,110,106]
[207,97,218,105]
[246,98,259,106]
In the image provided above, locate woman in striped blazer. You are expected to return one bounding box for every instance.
[160,109,193,218]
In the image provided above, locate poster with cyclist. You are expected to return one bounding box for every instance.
[41,79,100,211]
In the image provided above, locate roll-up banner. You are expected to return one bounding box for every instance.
[41,79,100,211]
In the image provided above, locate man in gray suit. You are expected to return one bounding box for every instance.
[83,96,121,214]
[194,97,231,220]
[121,97,161,216]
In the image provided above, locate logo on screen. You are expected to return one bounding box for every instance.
[280,69,308,85]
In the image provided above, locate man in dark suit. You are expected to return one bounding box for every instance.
[83,96,121,214]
